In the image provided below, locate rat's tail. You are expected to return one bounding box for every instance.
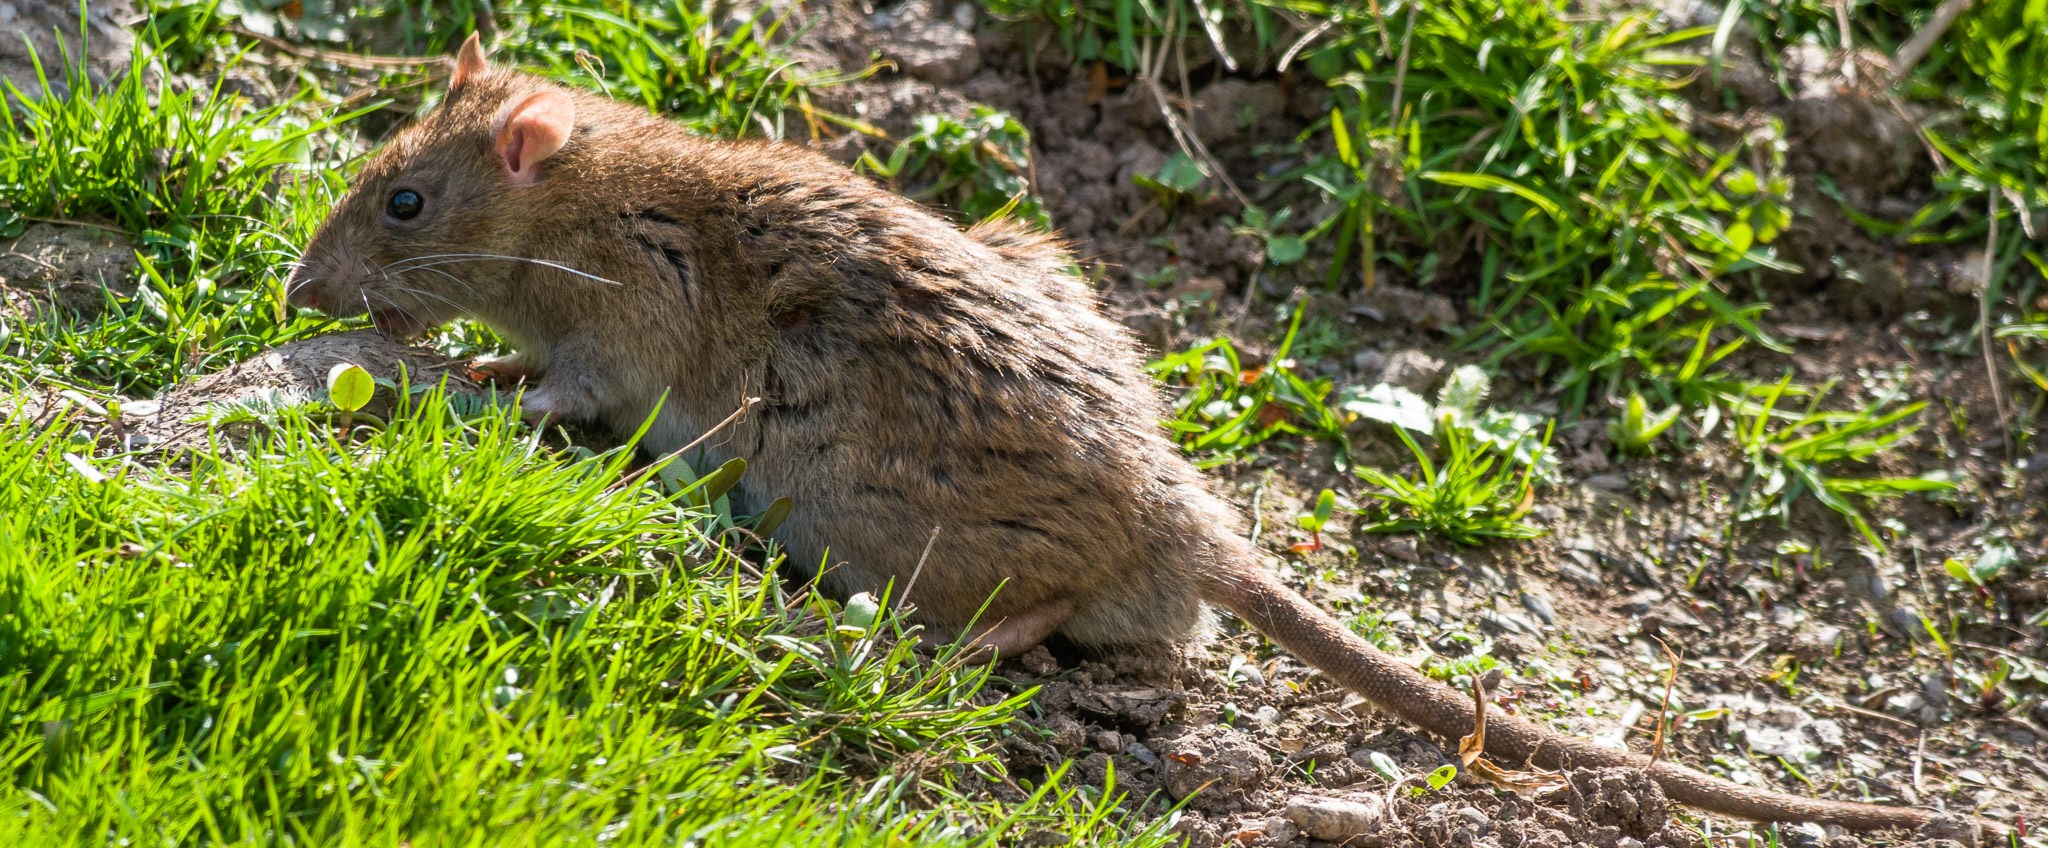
[1200,565,1961,832]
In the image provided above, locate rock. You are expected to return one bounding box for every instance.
[1091,730,1124,752]
[1918,814,1983,848]
[1122,741,1159,766]
[1455,806,1490,834]
[1920,672,1953,714]
[1789,624,1844,661]
[1157,725,1271,802]
[1289,740,1347,768]
[1585,473,1632,492]
[870,0,980,84]
[1575,767,1670,839]
[1350,349,1389,377]
[1281,795,1383,842]
[1350,285,1459,331]
[1617,554,1664,587]
[1251,815,1299,846]
[1113,141,1170,190]
[1190,79,1286,147]
[1479,611,1535,636]
[1520,591,1557,626]
[1378,348,1443,391]
[1560,560,1605,590]
[1781,821,1829,848]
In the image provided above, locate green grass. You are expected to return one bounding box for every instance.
[0,391,1171,846]
[0,38,364,395]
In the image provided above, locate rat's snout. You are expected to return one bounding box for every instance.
[284,262,327,312]
[285,246,369,317]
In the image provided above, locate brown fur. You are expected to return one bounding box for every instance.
[285,36,1985,835]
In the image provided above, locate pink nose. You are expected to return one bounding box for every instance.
[284,268,324,311]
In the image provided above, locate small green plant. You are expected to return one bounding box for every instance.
[1292,487,1339,554]
[1609,392,1683,454]
[2000,320,2048,391]
[1413,764,1459,796]
[1338,364,1556,476]
[1354,423,1548,545]
[860,107,1049,228]
[1132,151,1210,205]
[1151,305,1347,468]
[1729,376,1956,551]
[325,361,375,429]
[1231,206,1308,267]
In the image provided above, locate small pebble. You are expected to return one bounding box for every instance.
[1282,796,1382,842]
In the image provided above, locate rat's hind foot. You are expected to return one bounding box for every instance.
[929,598,1074,664]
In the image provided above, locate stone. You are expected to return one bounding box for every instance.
[1281,795,1382,842]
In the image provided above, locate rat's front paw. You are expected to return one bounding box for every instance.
[468,354,542,385]
[517,382,598,426]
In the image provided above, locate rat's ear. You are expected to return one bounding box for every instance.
[450,33,489,91]
[493,90,575,186]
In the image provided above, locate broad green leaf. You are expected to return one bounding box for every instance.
[326,363,374,412]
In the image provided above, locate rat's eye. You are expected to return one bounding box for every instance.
[386,189,424,221]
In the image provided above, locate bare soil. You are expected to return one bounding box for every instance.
[772,2,2047,845]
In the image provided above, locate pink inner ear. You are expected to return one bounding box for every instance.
[494,91,575,186]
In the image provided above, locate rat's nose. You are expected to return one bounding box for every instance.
[284,264,324,312]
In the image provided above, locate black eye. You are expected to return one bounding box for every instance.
[387,189,424,220]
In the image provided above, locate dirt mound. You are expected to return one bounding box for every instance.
[132,329,484,453]
[0,222,136,327]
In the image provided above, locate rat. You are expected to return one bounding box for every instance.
[284,34,1986,834]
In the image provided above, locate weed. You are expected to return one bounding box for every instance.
[1151,303,1347,468]
[1353,422,1547,545]
[500,1,826,140]
[859,106,1050,228]
[1728,376,1955,552]
[1297,4,1796,409]
[980,0,1290,75]
[1338,364,1556,476]
[1609,391,1684,454]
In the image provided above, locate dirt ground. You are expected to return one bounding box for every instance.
[3,1,2042,845]
[776,2,2047,845]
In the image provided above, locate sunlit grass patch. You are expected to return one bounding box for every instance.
[0,41,365,394]
[0,389,1174,846]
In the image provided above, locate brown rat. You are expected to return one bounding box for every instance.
[284,34,1988,834]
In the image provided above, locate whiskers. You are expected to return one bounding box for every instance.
[382,253,621,286]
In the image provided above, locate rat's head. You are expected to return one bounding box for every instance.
[286,33,580,338]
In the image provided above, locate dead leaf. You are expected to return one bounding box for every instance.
[1651,637,1681,764]
[1465,756,1571,795]
[1457,678,1486,768]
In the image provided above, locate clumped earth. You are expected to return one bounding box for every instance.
[3,1,2042,846]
